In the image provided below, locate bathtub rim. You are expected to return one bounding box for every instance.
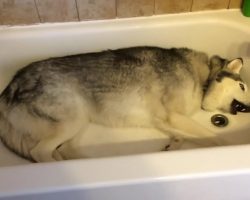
[1,144,250,198]
[0,9,249,34]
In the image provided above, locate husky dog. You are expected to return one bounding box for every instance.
[0,46,248,162]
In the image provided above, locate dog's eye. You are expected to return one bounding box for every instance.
[239,83,245,91]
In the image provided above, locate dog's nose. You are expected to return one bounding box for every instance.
[231,99,250,114]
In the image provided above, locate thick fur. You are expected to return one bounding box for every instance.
[0,46,248,162]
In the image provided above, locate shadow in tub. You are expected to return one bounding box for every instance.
[227,42,250,59]
[2,110,250,167]
[0,133,218,167]
[1,100,250,166]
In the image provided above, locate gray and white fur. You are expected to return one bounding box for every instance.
[0,46,248,162]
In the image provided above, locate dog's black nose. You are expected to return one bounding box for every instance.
[231,99,250,115]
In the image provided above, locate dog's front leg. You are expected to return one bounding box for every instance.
[168,113,223,147]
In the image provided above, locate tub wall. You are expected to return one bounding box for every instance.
[0,0,242,25]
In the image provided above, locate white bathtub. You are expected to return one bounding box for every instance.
[1,9,250,200]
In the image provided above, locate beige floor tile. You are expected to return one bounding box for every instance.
[36,0,79,23]
[229,0,242,8]
[0,0,40,25]
[192,0,230,11]
[117,0,154,18]
[155,0,192,14]
[77,0,116,20]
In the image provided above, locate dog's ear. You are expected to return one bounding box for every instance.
[226,58,243,74]
[209,56,227,79]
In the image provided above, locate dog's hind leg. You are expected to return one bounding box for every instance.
[2,87,90,162]
[29,96,89,162]
[30,117,87,162]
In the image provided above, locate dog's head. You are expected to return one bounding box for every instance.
[202,56,250,113]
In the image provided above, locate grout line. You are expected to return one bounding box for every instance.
[190,0,194,12]
[75,0,81,21]
[153,0,155,15]
[34,0,42,23]
[228,0,231,9]
[115,0,118,18]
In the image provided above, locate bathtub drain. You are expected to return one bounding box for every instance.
[211,114,229,127]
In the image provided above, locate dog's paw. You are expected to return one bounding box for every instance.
[30,148,56,162]
[52,149,64,161]
[165,137,184,150]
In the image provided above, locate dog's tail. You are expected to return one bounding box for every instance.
[0,102,34,161]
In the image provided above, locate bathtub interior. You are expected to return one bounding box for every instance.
[1,10,250,166]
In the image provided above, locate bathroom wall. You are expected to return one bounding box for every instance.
[0,0,243,25]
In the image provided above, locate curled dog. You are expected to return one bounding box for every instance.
[0,47,248,162]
